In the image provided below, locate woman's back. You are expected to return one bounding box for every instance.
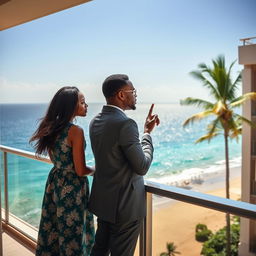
[51,123,75,170]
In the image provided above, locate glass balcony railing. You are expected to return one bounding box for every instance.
[1,145,256,256]
[0,145,52,254]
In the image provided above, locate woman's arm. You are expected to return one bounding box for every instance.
[68,125,94,176]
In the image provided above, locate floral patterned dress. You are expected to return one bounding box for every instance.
[36,123,95,256]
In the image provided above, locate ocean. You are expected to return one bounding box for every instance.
[0,103,242,227]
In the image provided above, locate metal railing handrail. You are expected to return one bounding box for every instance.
[145,181,256,219]
[240,36,256,45]
[0,145,51,164]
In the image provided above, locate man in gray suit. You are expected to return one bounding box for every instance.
[89,74,160,256]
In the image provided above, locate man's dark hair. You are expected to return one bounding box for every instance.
[102,74,130,98]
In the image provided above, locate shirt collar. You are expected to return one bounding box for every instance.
[105,104,126,115]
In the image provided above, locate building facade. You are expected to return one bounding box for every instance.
[239,37,256,256]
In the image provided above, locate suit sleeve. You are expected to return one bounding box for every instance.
[119,119,154,176]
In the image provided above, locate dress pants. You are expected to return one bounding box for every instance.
[91,218,142,256]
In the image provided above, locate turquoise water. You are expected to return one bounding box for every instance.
[0,103,241,227]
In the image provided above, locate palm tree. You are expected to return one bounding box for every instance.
[180,55,256,256]
[160,242,180,256]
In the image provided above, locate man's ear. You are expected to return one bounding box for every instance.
[117,90,125,101]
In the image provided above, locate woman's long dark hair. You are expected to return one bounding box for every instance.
[30,86,79,155]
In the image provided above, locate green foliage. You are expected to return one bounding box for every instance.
[160,242,180,256]
[195,223,213,242]
[180,55,256,143]
[200,217,240,256]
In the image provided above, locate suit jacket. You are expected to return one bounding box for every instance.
[88,105,154,224]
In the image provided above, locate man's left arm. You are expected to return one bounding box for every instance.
[119,119,153,176]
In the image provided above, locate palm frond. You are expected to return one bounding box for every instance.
[180,97,214,109]
[189,71,220,99]
[232,72,242,87]
[226,117,242,140]
[209,55,239,101]
[230,128,242,140]
[195,132,221,143]
[213,67,228,98]
[233,113,256,128]
[227,59,236,73]
[212,56,226,90]
[200,62,224,93]
[227,72,241,100]
[225,60,239,100]
[230,92,256,107]
[198,63,214,77]
[183,110,214,127]
[207,118,222,135]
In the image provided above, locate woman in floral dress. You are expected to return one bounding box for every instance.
[30,86,95,256]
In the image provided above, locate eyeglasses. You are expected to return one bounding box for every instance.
[122,89,137,96]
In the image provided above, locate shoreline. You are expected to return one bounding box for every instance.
[135,165,241,256]
[149,163,241,210]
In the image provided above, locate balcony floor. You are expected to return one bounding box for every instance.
[3,231,34,256]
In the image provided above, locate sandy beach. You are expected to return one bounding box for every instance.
[135,166,241,256]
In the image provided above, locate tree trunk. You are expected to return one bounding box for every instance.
[224,132,231,256]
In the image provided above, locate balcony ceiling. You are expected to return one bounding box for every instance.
[0,0,91,31]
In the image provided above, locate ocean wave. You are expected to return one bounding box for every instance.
[147,156,241,186]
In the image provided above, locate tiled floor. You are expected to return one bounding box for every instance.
[2,232,35,256]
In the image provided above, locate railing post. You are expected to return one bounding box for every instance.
[140,192,153,256]
[145,192,152,256]
[0,153,3,256]
[3,152,8,224]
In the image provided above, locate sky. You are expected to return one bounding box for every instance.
[0,0,255,103]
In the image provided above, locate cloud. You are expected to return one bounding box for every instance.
[0,77,213,104]
[0,78,105,103]
[76,83,105,103]
[0,78,59,103]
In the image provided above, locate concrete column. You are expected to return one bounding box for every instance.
[239,67,256,256]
